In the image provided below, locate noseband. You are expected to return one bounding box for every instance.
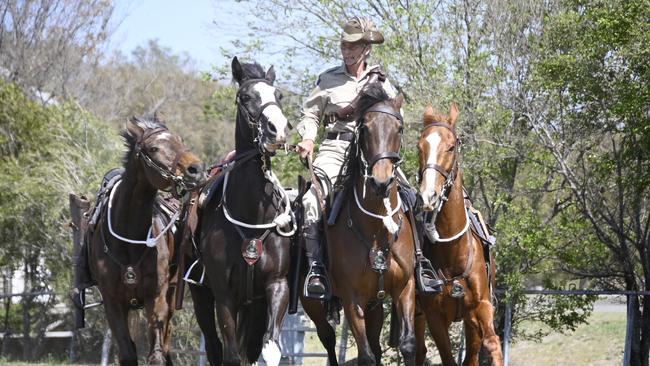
[418,121,461,207]
[134,127,192,198]
[235,78,282,154]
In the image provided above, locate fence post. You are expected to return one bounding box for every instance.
[101,328,112,366]
[623,294,636,366]
[338,319,349,365]
[503,300,512,366]
[198,334,206,366]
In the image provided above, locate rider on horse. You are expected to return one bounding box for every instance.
[296,17,444,299]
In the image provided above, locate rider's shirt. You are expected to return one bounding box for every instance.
[296,63,397,141]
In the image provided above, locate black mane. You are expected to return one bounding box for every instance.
[121,116,167,166]
[238,62,266,82]
[356,83,391,121]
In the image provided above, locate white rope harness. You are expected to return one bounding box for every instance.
[353,184,402,234]
[107,180,179,248]
[424,206,470,243]
[221,169,297,237]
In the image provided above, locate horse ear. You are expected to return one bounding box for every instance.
[448,102,459,126]
[126,116,144,140]
[423,105,435,126]
[265,65,276,84]
[393,94,405,110]
[232,56,244,84]
[153,110,166,124]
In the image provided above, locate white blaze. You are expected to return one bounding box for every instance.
[253,82,288,142]
[421,132,441,208]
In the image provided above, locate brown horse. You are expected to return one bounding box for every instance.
[415,104,503,366]
[312,83,417,365]
[87,116,205,365]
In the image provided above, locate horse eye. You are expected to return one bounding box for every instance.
[240,94,250,102]
[447,145,455,152]
[276,91,283,101]
[149,147,159,153]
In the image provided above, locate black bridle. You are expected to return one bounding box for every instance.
[235,78,282,156]
[357,103,404,178]
[133,127,193,198]
[418,121,461,207]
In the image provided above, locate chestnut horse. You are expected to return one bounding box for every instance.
[189,56,294,366]
[315,83,417,365]
[415,104,503,366]
[87,116,206,365]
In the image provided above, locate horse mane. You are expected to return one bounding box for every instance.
[121,116,167,166]
[236,61,266,82]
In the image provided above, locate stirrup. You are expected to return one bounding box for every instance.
[70,287,103,310]
[415,259,443,295]
[304,262,331,300]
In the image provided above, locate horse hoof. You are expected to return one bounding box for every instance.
[148,351,166,365]
[261,340,282,366]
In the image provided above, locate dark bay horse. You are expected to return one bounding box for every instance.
[314,84,417,365]
[415,104,503,366]
[189,56,293,366]
[87,116,206,365]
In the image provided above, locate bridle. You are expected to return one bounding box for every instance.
[235,78,282,156]
[133,127,193,198]
[418,121,461,211]
[357,103,404,183]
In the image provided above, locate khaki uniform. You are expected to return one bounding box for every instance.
[297,63,397,224]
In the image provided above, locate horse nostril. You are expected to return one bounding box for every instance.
[187,162,204,178]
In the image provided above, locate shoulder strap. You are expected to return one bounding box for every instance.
[335,67,387,120]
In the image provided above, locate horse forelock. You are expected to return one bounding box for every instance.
[356,83,391,120]
[121,116,168,166]
[237,62,266,82]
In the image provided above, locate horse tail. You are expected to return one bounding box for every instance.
[388,301,400,348]
[237,298,269,364]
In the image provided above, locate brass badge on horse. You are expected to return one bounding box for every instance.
[123,266,138,286]
[369,248,390,272]
[241,238,263,265]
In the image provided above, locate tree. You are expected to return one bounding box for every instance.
[532,0,650,363]
[0,0,115,101]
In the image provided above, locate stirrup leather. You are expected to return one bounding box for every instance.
[415,257,443,295]
[304,261,331,300]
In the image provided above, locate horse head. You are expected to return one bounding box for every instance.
[417,103,460,211]
[232,56,289,155]
[356,83,405,198]
[125,115,206,196]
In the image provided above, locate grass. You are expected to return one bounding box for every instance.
[509,312,626,366]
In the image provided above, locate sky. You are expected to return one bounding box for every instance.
[109,0,252,71]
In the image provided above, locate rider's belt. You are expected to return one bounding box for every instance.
[326,131,355,142]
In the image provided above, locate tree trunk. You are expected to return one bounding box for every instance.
[21,261,31,361]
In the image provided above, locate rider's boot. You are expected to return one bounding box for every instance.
[414,211,444,295]
[69,245,97,310]
[303,222,331,300]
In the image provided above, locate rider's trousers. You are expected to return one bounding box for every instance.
[302,139,350,225]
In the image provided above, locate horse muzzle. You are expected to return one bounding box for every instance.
[182,161,207,190]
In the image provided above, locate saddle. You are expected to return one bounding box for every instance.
[463,188,496,247]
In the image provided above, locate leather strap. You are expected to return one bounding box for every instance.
[335,68,386,120]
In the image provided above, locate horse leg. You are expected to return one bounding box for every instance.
[414,305,427,366]
[301,297,338,365]
[342,297,375,366]
[393,278,416,366]
[475,300,503,366]
[189,283,223,366]
[145,287,172,365]
[214,297,241,366]
[104,301,138,365]
[260,279,289,366]
[364,303,384,366]
[421,299,456,366]
[461,313,482,366]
